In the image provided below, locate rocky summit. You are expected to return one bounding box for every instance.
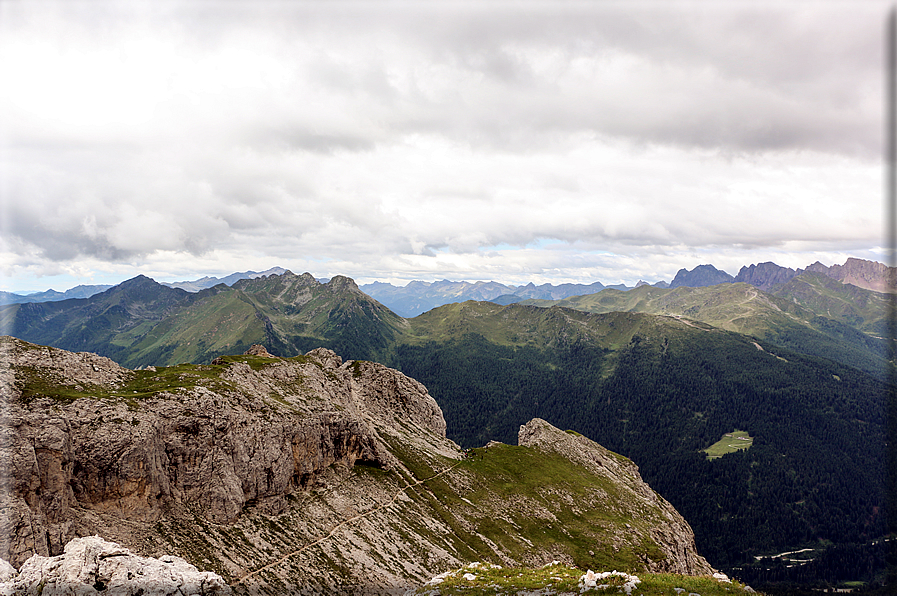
[0,336,712,593]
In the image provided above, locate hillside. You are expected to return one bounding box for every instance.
[520,278,889,378]
[0,271,890,590]
[1,272,406,369]
[393,301,887,588]
[0,336,712,593]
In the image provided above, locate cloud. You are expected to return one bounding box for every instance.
[0,1,886,290]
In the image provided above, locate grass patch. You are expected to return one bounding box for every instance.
[453,444,669,571]
[407,563,760,595]
[13,361,239,403]
[703,430,754,460]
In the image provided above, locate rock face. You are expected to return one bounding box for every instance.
[734,262,799,291]
[669,265,734,289]
[0,336,445,569]
[0,536,230,595]
[806,257,896,293]
[0,336,713,593]
[518,419,713,575]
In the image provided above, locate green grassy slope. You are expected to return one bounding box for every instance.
[520,280,888,378]
[3,272,407,368]
[768,271,889,335]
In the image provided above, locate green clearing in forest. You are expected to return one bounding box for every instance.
[703,430,754,460]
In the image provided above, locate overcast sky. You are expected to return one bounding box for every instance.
[0,1,889,292]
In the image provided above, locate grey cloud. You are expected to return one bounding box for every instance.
[0,1,883,289]
[27,2,880,156]
[245,128,377,154]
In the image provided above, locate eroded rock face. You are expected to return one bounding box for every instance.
[0,336,444,568]
[0,535,230,595]
[518,418,713,575]
[734,262,798,291]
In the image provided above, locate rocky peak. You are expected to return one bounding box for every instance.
[244,344,274,357]
[326,275,362,293]
[669,264,734,289]
[825,257,896,293]
[734,262,798,291]
[0,336,446,567]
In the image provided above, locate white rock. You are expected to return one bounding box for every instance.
[0,560,15,583]
[0,536,230,595]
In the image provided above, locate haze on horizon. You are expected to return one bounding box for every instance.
[0,1,888,294]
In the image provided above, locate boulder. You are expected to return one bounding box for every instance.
[0,536,230,595]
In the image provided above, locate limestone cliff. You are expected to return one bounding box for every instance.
[0,336,712,593]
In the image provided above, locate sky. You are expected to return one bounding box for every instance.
[0,0,889,293]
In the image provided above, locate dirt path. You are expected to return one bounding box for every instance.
[234,460,463,585]
[670,314,709,331]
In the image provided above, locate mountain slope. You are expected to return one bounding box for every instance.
[0,276,206,364]
[520,281,888,378]
[768,271,889,336]
[392,301,887,586]
[0,336,712,593]
[2,272,407,368]
[1,271,889,589]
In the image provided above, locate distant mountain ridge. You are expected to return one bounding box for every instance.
[361,279,653,317]
[0,284,114,305]
[161,266,289,292]
[364,257,893,317]
[807,257,897,293]
[0,268,290,305]
[6,258,893,315]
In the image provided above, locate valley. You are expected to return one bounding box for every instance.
[0,258,891,592]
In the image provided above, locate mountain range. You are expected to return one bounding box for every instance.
[4,258,890,320]
[0,259,892,591]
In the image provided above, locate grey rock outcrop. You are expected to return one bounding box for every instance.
[0,337,445,568]
[0,535,230,595]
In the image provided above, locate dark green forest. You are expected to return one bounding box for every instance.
[391,331,888,588]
